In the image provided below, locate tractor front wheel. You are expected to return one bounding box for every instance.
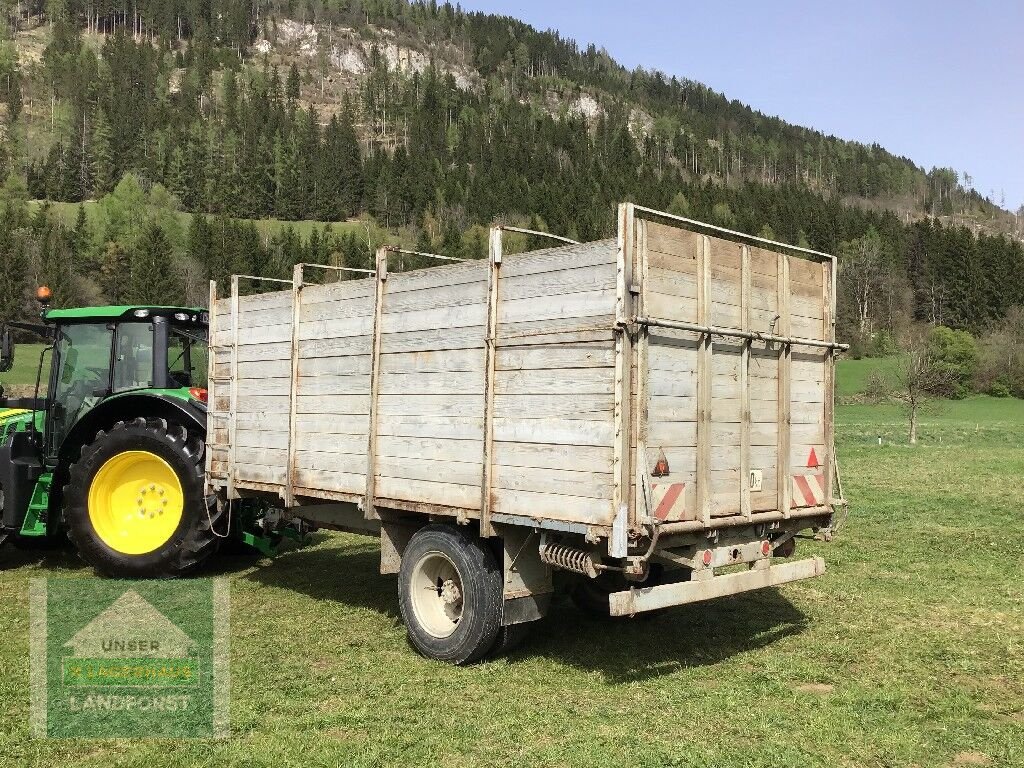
[64,417,222,578]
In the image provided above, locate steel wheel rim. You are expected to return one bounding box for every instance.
[87,450,184,555]
[409,550,464,639]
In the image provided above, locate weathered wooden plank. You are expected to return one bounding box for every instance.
[374,476,481,509]
[493,441,613,472]
[491,464,613,501]
[376,394,484,417]
[494,367,614,396]
[645,221,701,263]
[296,374,371,396]
[295,394,372,415]
[299,335,373,358]
[380,302,487,335]
[493,486,614,524]
[498,263,617,303]
[298,355,372,377]
[294,413,369,435]
[292,468,366,494]
[493,417,614,447]
[376,435,483,464]
[298,315,375,341]
[384,260,488,294]
[293,450,366,475]
[495,316,615,342]
[377,326,486,353]
[379,348,483,374]
[498,288,618,326]
[376,415,483,440]
[377,370,485,396]
[495,342,615,371]
[492,394,613,420]
[498,240,616,280]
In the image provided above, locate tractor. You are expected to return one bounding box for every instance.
[0,291,240,577]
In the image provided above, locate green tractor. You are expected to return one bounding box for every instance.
[0,295,229,577]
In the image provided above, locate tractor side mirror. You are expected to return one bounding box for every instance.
[0,327,13,373]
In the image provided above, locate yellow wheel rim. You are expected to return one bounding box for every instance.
[87,451,185,555]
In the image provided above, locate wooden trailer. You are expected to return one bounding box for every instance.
[205,203,847,663]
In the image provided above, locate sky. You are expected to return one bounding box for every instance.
[458,0,1024,212]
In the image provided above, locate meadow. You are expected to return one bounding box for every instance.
[0,360,1021,767]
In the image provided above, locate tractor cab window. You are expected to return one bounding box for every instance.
[113,322,154,392]
[168,326,207,389]
[49,323,114,455]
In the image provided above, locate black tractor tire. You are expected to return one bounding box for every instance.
[64,417,223,578]
[398,524,502,665]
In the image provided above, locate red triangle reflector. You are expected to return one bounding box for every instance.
[807,447,820,468]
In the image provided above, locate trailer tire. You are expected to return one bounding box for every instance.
[398,525,502,665]
[64,417,222,578]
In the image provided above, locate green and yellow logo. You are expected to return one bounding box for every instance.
[30,578,229,738]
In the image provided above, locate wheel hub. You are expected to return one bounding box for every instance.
[439,579,462,606]
[409,551,465,639]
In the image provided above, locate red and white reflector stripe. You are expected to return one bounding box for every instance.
[792,473,826,507]
[650,483,687,521]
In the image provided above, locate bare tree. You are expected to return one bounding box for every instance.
[839,228,884,337]
[894,334,956,444]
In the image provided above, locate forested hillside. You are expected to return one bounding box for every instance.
[0,0,1022,351]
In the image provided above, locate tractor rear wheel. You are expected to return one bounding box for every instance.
[64,417,223,578]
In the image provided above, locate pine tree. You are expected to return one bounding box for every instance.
[91,108,115,198]
[131,221,178,305]
[286,63,300,111]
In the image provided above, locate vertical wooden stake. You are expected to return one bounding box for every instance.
[740,244,752,520]
[284,263,304,508]
[227,275,240,500]
[696,235,712,527]
[612,204,635,541]
[823,256,837,506]
[480,227,502,538]
[777,254,792,518]
[635,219,651,521]
[363,248,388,520]
[204,279,217,492]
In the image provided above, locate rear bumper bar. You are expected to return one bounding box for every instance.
[608,556,826,616]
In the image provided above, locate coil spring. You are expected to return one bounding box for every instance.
[539,542,599,578]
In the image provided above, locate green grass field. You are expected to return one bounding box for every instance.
[1,344,49,397]
[0,363,1021,766]
[835,356,901,398]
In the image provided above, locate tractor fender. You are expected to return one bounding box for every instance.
[48,393,207,523]
[59,393,207,464]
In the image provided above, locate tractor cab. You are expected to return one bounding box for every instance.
[0,300,209,553]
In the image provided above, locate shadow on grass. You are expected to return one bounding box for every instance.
[525,587,808,682]
[0,537,87,572]
[243,542,808,682]
[241,540,401,621]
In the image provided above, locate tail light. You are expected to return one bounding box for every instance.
[189,387,208,404]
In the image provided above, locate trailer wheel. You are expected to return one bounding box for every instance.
[398,525,502,665]
[64,417,222,578]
